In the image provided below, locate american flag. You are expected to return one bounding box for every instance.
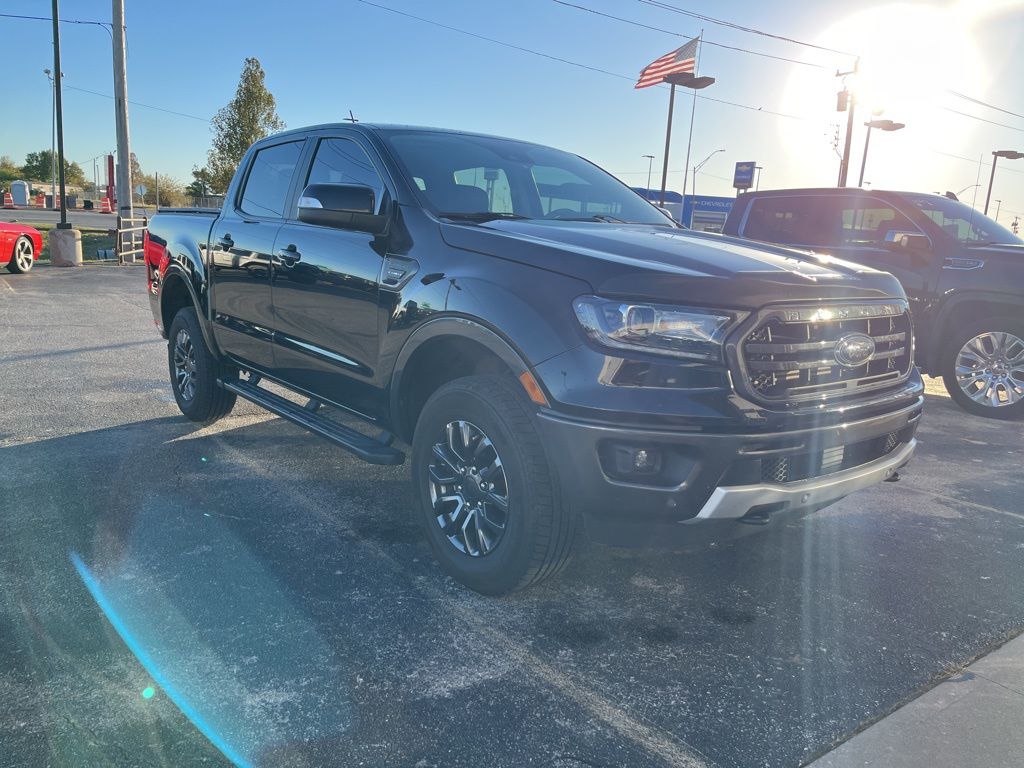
[634,37,699,89]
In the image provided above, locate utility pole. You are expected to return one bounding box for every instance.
[836,57,859,187]
[112,0,135,261]
[994,199,1002,222]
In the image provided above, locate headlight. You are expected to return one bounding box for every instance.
[572,296,741,361]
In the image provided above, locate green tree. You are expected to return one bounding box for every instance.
[0,156,22,186]
[21,150,86,186]
[185,166,214,198]
[203,57,285,192]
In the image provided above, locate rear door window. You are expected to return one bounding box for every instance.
[742,196,836,247]
[239,141,303,219]
[831,196,922,246]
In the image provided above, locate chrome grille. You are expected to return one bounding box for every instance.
[740,302,913,402]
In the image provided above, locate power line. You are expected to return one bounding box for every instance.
[551,1,832,70]
[940,106,1024,134]
[355,0,807,121]
[948,91,1024,122]
[635,0,855,57]
[65,85,210,122]
[930,148,1024,175]
[0,12,112,37]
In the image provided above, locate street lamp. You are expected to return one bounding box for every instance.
[642,154,655,195]
[755,165,763,191]
[994,200,1002,222]
[661,71,716,208]
[984,150,1024,216]
[690,148,725,226]
[858,119,905,188]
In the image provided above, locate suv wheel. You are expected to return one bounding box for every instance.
[411,374,577,595]
[7,236,34,273]
[941,317,1024,420]
[167,307,237,423]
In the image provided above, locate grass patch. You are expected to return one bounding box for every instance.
[23,221,117,261]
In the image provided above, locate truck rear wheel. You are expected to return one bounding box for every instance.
[941,317,1024,420]
[411,374,576,595]
[167,307,237,424]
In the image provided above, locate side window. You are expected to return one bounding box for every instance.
[306,138,386,213]
[834,196,921,246]
[452,167,513,213]
[743,196,835,247]
[239,141,303,219]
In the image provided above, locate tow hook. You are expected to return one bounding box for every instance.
[884,471,901,483]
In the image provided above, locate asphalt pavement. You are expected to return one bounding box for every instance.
[2,264,1023,768]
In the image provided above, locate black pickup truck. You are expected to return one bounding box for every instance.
[145,124,923,594]
[724,188,1024,419]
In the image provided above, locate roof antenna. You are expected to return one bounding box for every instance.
[345,110,358,123]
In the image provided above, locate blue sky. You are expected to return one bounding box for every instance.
[2,0,1023,221]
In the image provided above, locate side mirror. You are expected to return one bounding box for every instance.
[297,183,388,235]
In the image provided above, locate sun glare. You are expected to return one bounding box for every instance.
[779,3,989,187]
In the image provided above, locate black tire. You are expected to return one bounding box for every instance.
[7,236,34,274]
[167,307,237,423]
[941,316,1024,421]
[411,374,577,595]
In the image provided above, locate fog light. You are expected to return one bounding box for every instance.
[610,445,662,477]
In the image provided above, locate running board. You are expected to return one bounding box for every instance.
[222,379,405,465]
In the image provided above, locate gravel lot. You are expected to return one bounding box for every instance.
[2,264,1022,768]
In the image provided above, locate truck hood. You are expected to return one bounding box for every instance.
[440,220,905,308]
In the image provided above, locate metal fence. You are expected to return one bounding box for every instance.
[115,214,148,265]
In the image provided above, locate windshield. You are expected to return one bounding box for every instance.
[905,194,1022,245]
[380,130,673,226]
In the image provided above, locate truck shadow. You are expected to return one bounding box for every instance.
[3,407,1023,768]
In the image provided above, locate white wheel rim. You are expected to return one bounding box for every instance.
[15,238,33,270]
[955,331,1024,408]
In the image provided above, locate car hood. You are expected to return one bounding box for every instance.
[440,220,905,308]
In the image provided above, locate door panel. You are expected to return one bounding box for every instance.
[210,220,281,369]
[209,139,304,370]
[268,135,389,416]
[269,224,384,416]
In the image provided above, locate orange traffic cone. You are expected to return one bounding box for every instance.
[99,197,113,214]
[2,192,14,209]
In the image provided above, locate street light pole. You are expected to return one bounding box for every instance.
[689,149,724,227]
[858,119,905,188]
[642,154,655,195]
[984,151,1024,216]
[836,57,860,187]
[994,200,1002,222]
[44,69,56,205]
[51,0,69,228]
[754,166,763,191]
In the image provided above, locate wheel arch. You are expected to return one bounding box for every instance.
[389,317,537,443]
[928,292,1024,374]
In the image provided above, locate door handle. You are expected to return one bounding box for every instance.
[275,245,302,267]
[217,234,234,250]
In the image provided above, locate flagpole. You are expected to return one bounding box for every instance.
[659,83,676,207]
[681,30,703,226]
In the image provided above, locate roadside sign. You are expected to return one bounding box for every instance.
[733,162,756,190]
[134,184,147,197]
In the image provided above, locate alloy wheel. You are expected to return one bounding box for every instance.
[954,331,1024,408]
[173,329,198,401]
[428,420,510,557]
[14,238,33,271]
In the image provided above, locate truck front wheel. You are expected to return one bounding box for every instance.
[167,307,237,423]
[941,317,1024,420]
[411,374,576,595]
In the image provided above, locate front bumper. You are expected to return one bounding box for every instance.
[535,395,922,546]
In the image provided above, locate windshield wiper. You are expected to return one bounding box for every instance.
[438,211,531,223]
[550,214,628,223]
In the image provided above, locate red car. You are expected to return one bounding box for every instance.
[1,222,42,274]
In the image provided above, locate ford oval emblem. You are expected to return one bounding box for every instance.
[834,333,876,368]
